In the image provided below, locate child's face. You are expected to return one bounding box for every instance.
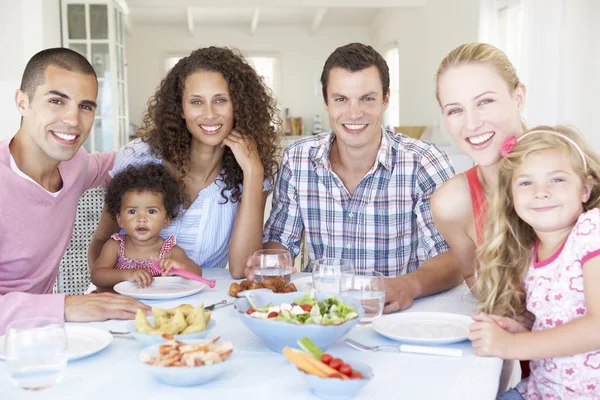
[116,191,170,242]
[512,149,591,234]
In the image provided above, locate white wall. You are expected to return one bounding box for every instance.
[518,0,600,151]
[125,24,372,132]
[370,0,480,146]
[0,0,61,141]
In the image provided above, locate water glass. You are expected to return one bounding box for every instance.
[339,271,385,326]
[252,249,294,284]
[4,317,68,390]
[312,258,354,294]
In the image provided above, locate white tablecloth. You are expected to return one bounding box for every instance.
[0,270,503,400]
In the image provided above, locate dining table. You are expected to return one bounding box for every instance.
[0,269,505,400]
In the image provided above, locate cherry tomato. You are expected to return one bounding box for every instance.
[320,354,333,365]
[339,364,352,377]
[351,371,363,379]
[329,358,343,371]
[300,304,312,312]
[267,312,279,318]
[247,308,256,315]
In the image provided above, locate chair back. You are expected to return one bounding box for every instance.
[57,187,106,295]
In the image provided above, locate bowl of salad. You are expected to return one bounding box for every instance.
[234,291,363,353]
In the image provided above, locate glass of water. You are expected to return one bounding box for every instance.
[252,249,294,284]
[339,271,385,326]
[4,317,68,391]
[312,258,354,294]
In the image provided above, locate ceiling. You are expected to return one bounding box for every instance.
[121,0,425,34]
[128,6,383,33]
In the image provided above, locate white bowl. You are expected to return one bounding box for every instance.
[139,339,233,386]
[126,317,216,346]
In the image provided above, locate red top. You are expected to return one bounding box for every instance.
[112,233,176,276]
[464,166,488,245]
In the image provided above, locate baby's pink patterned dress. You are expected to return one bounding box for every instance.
[111,233,176,277]
[517,209,600,400]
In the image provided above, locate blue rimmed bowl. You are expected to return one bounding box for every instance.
[126,317,216,346]
[139,339,233,386]
[302,359,373,399]
[234,291,363,353]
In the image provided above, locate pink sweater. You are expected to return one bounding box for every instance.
[0,139,114,333]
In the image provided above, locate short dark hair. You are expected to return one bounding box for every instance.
[105,163,183,221]
[20,47,97,99]
[320,43,390,104]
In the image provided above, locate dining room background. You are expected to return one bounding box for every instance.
[0,0,598,160]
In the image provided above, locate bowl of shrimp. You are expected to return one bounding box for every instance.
[139,334,234,386]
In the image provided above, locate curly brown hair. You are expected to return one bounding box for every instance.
[105,163,183,221]
[138,46,281,203]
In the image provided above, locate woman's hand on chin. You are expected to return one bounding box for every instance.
[222,130,264,179]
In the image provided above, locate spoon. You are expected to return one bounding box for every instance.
[151,260,216,288]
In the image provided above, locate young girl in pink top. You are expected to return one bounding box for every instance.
[470,126,600,399]
[91,164,202,289]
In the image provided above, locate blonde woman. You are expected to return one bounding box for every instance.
[470,126,600,399]
[432,42,526,288]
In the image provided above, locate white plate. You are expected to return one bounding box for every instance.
[0,326,112,361]
[372,312,473,345]
[292,276,313,292]
[114,276,206,300]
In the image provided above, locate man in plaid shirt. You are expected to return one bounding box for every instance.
[252,43,463,313]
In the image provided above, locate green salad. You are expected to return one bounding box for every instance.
[245,293,358,325]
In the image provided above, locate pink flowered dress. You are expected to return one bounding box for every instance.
[517,209,600,399]
[111,233,176,277]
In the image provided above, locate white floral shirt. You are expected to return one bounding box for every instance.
[517,209,600,399]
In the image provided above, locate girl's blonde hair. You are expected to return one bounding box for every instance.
[474,126,600,317]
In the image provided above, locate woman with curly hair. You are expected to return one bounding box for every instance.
[91,164,202,289]
[89,46,281,279]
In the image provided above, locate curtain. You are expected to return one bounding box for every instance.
[479,0,600,150]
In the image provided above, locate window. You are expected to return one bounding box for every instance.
[246,56,278,96]
[384,47,400,129]
[496,0,524,73]
[164,54,279,96]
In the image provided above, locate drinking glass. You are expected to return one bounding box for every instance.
[339,271,385,326]
[252,249,294,284]
[4,317,68,390]
[312,258,354,294]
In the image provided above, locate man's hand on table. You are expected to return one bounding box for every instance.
[383,275,418,313]
[64,293,151,322]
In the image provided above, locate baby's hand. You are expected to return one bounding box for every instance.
[127,269,153,288]
[158,259,184,276]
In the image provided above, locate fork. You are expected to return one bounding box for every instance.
[344,338,463,358]
[203,300,232,311]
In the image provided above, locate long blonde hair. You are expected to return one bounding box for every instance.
[474,126,600,317]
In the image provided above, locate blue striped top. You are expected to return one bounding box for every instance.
[110,139,269,269]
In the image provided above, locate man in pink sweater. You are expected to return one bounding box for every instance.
[0,48,149,334]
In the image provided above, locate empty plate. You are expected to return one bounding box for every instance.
[372,312,473,345]
[114,276,206,300]
[0,326,112,361]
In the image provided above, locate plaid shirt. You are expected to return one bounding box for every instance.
[263,129,455,276]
